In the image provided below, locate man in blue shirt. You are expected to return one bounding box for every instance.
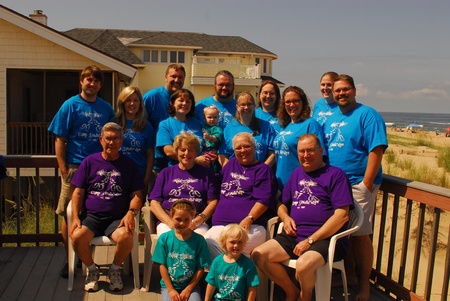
[323,74,388,301]
[195,70,237,129]
[143,64,186,171]
[48,65,114,278]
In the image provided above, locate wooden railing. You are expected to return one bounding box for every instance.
[7,122,55,155]
[0,157,449,300]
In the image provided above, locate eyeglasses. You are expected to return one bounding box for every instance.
[237,103,255,109]
[234,145,253,152]
[103,137,121,143]
[285,99,301,106]
[333,87,353,93]
[298,148,318,156]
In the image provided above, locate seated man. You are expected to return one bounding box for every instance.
[252,134,353,301]
[70,122,144,292]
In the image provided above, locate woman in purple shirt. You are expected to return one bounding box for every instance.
[149,132,219,236]
[205,132,277,258]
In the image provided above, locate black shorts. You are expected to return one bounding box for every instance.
[273,230,347,262]
[80,213,122,237]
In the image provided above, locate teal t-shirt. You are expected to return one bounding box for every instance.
[153,229,212,291]
[205,254,260,300]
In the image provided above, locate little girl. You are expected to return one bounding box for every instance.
[205,224,260,301]
[202,105,223,173]
[152,199,212,301]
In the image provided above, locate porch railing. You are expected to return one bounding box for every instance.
[7,122,55,155]
[0,156,449,301]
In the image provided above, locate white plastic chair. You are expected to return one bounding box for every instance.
[268,200,363,301]
[141,206,158,291]
[67,200,140,291]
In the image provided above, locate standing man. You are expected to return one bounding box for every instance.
[143,64,186,129]
[70,122,144,292]
[48,65,114,278]
[323,74,388,301]
[143,64,185,172]
[195,70,236,129]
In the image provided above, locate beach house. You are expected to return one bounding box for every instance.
[0,5,282,156]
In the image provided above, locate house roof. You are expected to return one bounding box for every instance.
[63,28,278,65]
[0,5,137,78]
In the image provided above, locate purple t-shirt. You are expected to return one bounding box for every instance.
[212,158,277,226]
[148,164,219,215]
[282,164,353,246]
[72,152,144,218]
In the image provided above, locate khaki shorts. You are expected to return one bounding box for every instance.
[55,164,78,216]
[351,181,380,236]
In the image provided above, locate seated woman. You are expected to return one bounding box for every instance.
[149,132,219,236]
[252,134,353,301]
[218,92,276,167]
[204,132,277,258]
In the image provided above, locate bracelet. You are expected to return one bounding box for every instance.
[198,213,207,223]
[192,219,199,227]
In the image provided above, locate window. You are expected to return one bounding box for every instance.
[143,49,185,63]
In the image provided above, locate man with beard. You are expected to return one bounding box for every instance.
[323,74,388,301]
[143,64,186,172]
[195,70,236,129]
[48,65,115,278]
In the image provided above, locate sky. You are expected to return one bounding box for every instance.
[2,0,450,114]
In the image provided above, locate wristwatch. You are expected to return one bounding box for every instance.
[129,208,139,216]
[307,236,315,245]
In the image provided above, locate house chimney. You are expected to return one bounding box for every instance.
[29,10,48,26]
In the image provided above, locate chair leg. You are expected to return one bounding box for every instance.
[68,236,76,291]
[315,264,332,301]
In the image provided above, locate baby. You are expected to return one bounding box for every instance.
[202,106,223,172]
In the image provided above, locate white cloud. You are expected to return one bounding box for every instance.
[356,84,369,97]
[376,88,448,100]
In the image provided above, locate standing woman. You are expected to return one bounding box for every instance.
[274,86,326,190]
[157,89,212,168]
[312,71,339,127]
[218,92,276,167]
[115,86,155,191]
[255,80,282,134]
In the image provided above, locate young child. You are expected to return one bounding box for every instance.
[205,224,260,301]
[152,199,212,301]
[202,105,223,173]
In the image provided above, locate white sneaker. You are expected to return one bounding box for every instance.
[108,268,124,291]
[84,267,99,292]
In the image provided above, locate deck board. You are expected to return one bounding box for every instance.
[0,246,391,301]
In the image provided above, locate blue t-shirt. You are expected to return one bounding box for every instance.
[206,254,260,301]
[156,117,204,167]
[195,96,236,129]
[282,164,353,250]
[47,94,114,164]
[71,152,144,218]
[255,107,282,134]
[312,97,338,128]
[218,118,275,163]
[153,229,212,291]
[274,118,326,189]
[323,103,388,185]
[142,86,171,129]
[120,120,156,177]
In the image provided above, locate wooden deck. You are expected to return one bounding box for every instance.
[0,245,394,301]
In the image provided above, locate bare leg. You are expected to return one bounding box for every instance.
[61,217,68,254]
[352,235,373,301]
[252,240,299,301]
[71,226,95,266]
[110,227,133,266]
[295,251,325,301]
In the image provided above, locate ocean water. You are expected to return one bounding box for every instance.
[379,112,450,132]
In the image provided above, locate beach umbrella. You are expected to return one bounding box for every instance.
[407,123,421,129]
[445,127,450,132]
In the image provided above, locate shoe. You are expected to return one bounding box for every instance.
[84,266,100,292]
[108,268,124,291]
[60,262,68,278]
